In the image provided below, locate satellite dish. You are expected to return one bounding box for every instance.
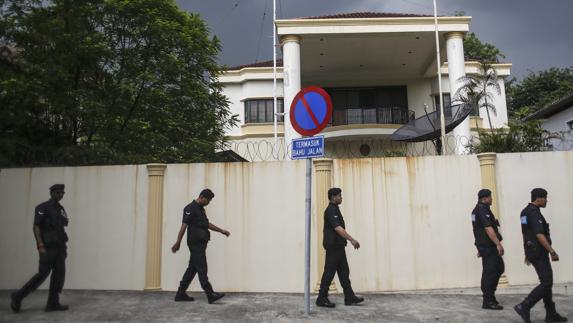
[390,103,475,142]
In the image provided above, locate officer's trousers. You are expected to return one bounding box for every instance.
[318,246,355,299]
[178,242,213,294]
[480,246,505,303]
[14,246,67,305]
[524,253,554,310]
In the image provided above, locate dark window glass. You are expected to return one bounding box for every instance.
[244,99,284,123]
[434,94,452,118]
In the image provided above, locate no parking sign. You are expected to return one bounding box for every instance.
[289,86,332,159]
[289,86,332,137]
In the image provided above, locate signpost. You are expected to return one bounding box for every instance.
[289,86,332,315]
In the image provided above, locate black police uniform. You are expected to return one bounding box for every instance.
[13,199,69,307]
[318,202,356,300]
[472,202,505,305]
[177,200,214,295]
[519,203,557,311]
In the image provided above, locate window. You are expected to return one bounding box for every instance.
[434,94,452,117]
[244,99,284,124]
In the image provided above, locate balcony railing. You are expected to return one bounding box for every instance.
[328,107,415,127]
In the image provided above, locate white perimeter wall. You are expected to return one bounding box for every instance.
[160,161,307,292]
[0,165,148,290]
[496,152,573,286]
[1,152,571,292]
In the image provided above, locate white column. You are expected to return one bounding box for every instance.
[445,32,469,154]
[281,35,302,147]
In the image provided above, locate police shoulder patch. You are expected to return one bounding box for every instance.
[471,213,476,222]
[520,216,527,224]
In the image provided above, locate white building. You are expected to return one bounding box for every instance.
[219,12,511,159]
[524,93,573,151]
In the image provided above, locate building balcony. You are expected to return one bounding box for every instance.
[328,107,415,126]
[323,107,415,139]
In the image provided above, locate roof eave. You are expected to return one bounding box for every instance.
[276,16,471,31]
[524,94,573,121]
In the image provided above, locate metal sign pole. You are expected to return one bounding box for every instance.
[304,157,312,315]
[288,86,332,316]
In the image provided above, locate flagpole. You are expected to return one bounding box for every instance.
[433,0,446,154]
[273,0,278,145]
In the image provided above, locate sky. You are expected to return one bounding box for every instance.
[177,0,573,80]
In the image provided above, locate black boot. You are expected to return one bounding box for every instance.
[483,300,504,310]
[514,302,532,323]
[344,295,365,306]
[546,302,568,323]
[174,290,195,302]
[316,296,335,308]
[45,303,69,312]
[45,294,68,312]
[207,292,225,304]
[10,292,21,313]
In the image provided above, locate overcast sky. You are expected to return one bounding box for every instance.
[177,0,573,80]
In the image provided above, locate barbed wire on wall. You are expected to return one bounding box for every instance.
[222,132,573,162]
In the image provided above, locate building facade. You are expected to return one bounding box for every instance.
[219,13,512,160]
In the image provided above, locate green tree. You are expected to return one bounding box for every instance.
[0,0,237,167]
[467,122,552,154]
[454,62,500,130]
[506,67,573,117]
[463,32,505,63]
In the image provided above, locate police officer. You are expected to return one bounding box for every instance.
[10,184,69,313]
[514,188,567,323]
[472,189,505,310]
[171,189,229,304]
[316,187,364,308]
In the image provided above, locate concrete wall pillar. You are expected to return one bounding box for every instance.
[313,158,336,292]
[446,31,469,154]
[477,153,499,216]
[477,153,508,285]
[145,163,167,291]
[281,35,302,146]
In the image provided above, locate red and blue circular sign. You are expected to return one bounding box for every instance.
[289,86,333,136]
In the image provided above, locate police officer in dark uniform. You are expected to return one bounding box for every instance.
[471,189,505,310]
[10,184,70,313]
[514,188,567,323]
[316,187,364,308]
[171,189,229,304]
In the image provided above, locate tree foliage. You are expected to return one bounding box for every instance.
[467,121,553,154]
[506,67,573,117]
[454,62,500,130]
[463,32,505,64]
[0,0,238,167]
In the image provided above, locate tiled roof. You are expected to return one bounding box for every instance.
[299,12,433,19]
[227,59,283,71]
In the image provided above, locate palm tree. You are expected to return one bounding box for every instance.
[453,62,501,131]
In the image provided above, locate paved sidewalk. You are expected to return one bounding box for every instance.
[1,285,572,322]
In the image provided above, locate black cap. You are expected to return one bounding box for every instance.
[199,188,214,199]
[478,189,491,199]
[49,184,65,191]
[531,188,547,201]
[328,187,342,200]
